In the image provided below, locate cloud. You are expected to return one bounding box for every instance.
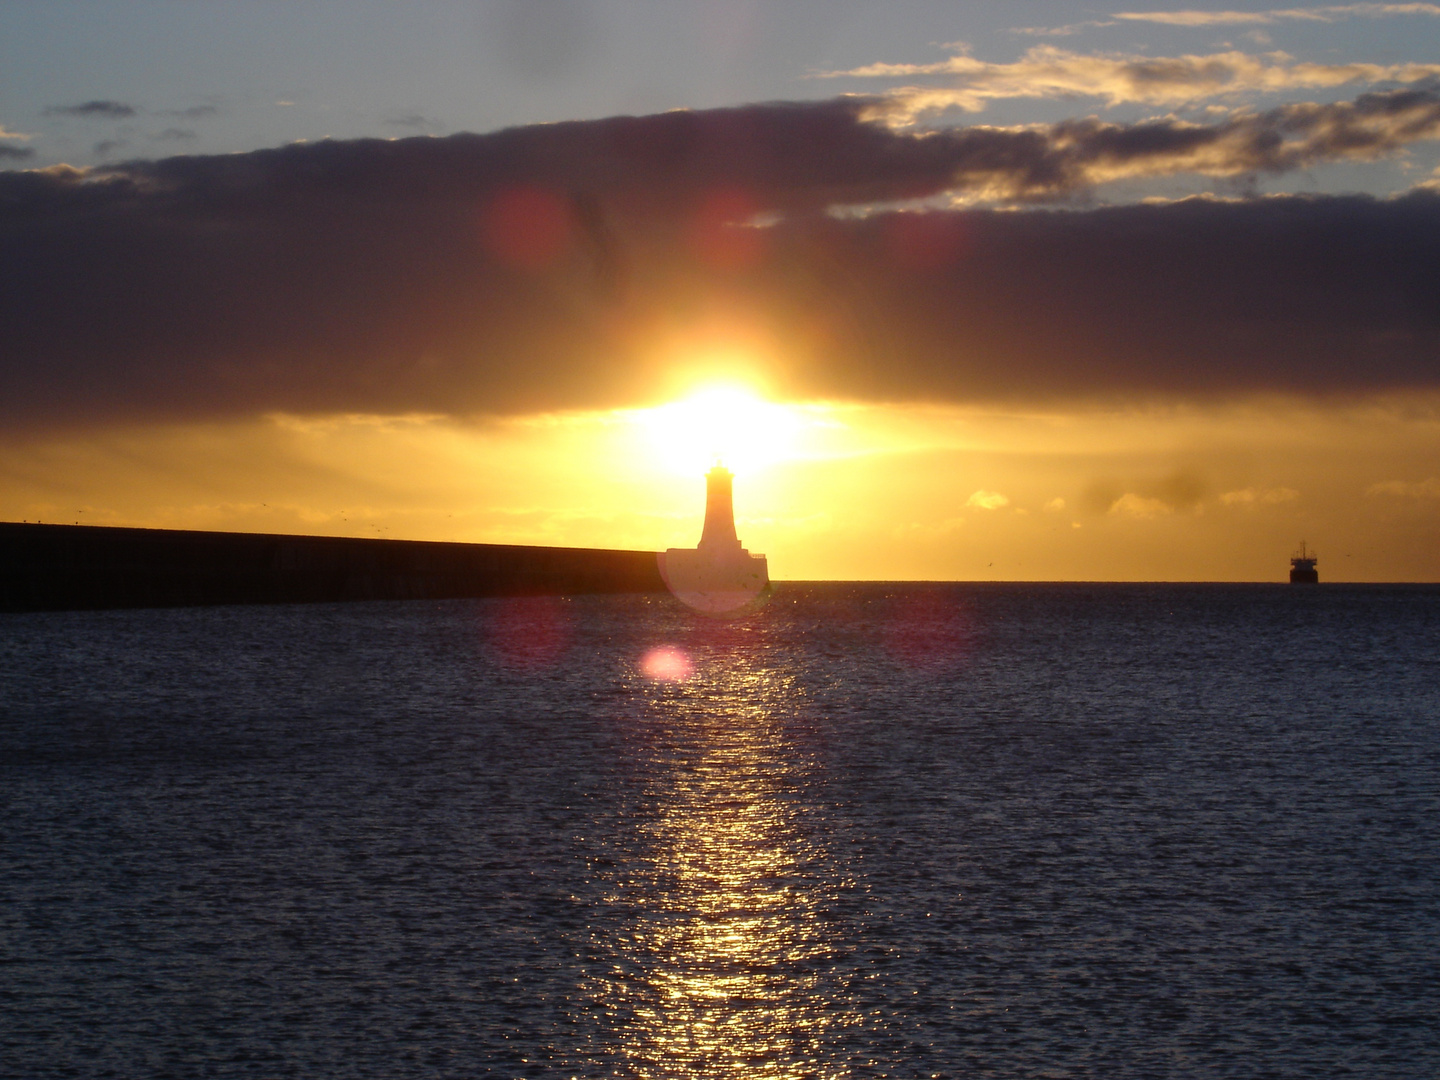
[1367,477,1440,497]
[1220,486,1300,505]
[0,145,34,161]
[154,128,197,141]
[863,86,1440,195]
[0,124,32,141]
[1012,5,1440,37]
[45,100,137,120]
[3,99,1440,431]
[160,105,220,120]
[1092,472,1209,516]
[966,489,1010,509]
[832,45,1440,113]
[1114,4,1440,27]
[1009,22,1114,37]
[1109,492,1174,517]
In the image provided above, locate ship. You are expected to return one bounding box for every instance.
[659,464,770,614]
[1290,541,1319,584]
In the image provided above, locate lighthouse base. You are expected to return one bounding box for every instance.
[659,545,770,615]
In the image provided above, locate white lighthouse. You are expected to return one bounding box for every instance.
[659,464,770,614]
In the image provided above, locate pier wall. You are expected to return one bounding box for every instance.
[0,523,666,613]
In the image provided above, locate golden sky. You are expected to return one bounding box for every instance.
[4,387,1437,581]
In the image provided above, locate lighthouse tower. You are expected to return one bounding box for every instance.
[659,463,770,614]
[699,465,740,551]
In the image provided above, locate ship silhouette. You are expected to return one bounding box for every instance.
[659,464,769,614]
[1290,541,1319,584]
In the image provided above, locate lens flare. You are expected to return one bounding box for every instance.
[640,645,693,681]
[687,188,766,271]
[480,186,573,270]
[483,596,570,670]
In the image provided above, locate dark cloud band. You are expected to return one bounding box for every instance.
[2,97,1438,430]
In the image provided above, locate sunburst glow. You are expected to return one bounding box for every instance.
[633,384,807,477]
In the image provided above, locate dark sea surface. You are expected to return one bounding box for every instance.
[2,583,1438,1079]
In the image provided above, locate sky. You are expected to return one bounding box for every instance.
[3,1,1440,581]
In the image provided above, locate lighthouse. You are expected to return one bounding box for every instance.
[659,464,770,614]
[699,465,740,550]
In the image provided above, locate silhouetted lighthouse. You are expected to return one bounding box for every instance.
[699,465,740,550]
[658,463,769,614]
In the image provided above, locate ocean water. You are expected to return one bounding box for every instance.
[1,583,1437,1079]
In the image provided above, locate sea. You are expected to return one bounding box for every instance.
[1,583,1437,1079]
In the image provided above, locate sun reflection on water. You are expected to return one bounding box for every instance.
[593,651,855,1078]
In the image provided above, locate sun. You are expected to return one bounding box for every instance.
[634,383,804,477]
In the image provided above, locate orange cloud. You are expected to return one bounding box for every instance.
[965,489,1010,510]
[860,87,1440,197]
[1220,486,1300,505]
[1113,4,1440,28]
[1368,477,1440,497]
[830,46,1440,114]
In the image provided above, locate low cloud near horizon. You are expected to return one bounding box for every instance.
[3,94,1440,433]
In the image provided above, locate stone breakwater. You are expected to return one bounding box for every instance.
[0,523,666,612]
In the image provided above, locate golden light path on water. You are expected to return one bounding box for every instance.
[590,642,858,1078]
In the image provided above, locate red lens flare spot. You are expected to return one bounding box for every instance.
[484,596,570,670]
[688,188,766,271]
[882,592,973,672]
[640,645,694,682]
[481,186,573,270]
[883,212,970,273]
